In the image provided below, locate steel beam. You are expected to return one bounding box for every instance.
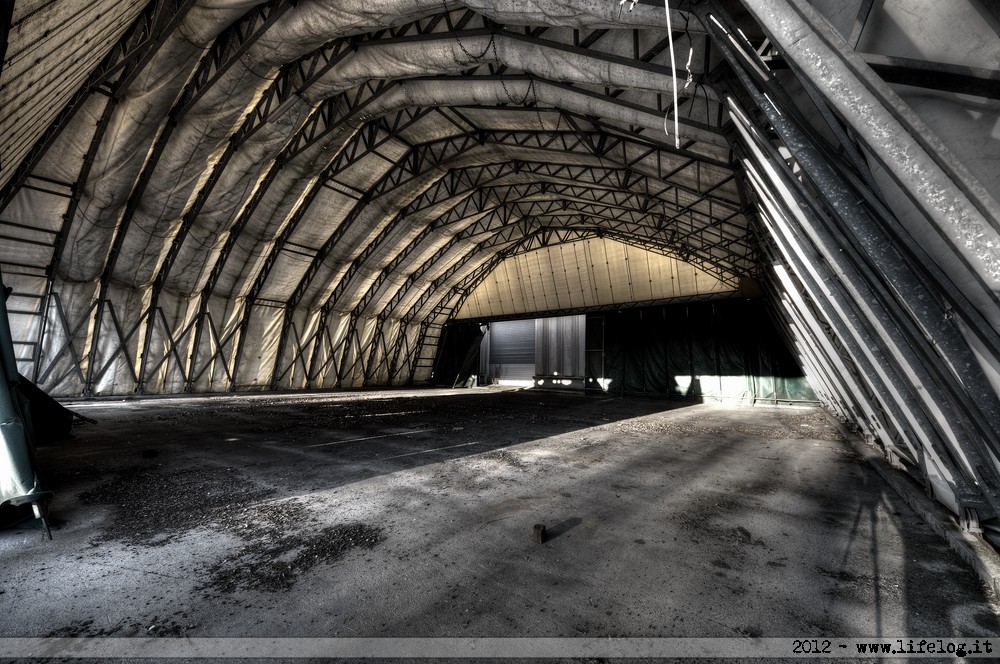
[762,52,1000,99]
[710,7,1000,464]
[325,162,744,312]
[848,0,879,49]
[862,54,1000,100]
[714,18,1000,515]
[280,129,744,313]
[135,32,356,391]
[176,1,291,116]
[727,0,1000,284]
[741,133,957,478]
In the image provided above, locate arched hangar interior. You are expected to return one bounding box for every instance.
[2,1,999,529]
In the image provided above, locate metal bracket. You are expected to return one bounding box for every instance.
[961,507,983,534]
[31,500,53,541]
[884,446,905,471]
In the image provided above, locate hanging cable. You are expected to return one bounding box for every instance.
[620,0,680,145]
[683,45,694,93]
[664,0,680,148]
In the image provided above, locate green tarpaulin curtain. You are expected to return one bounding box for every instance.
[591,299,814,402]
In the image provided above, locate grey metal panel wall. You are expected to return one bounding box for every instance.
[535,315,586,377]
[487,319,536,372]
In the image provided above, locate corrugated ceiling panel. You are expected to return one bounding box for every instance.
[3,185,69,240]
[476,269,501,318]
[258,250,314,301]
[1,0,148,189]
[546,247,571,308]
[605,242,631,302]
[494,262,516,316]
[521,256,539,307]
[565,243,589,309]
[457,238,736,319]
[588,240,614,304]
[557,244,575,308]
[288,187,359,248]
[395,110,468,145]
[675,260,702,293]
[649,253,677,300]
[627,245,654,302]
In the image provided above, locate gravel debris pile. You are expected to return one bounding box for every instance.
[78,465,275,545]
[481,449,525,467]
[201,523,384,593]
[615,408,843,441]
[46,616,196,637]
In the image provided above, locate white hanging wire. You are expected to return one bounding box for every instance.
[620,0,679,145]
[663,0,681,148]
[683,45,694,94]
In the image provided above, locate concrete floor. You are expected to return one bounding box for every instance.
[1,387,998,660]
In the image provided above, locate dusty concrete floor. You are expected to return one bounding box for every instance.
[1,387,998,660]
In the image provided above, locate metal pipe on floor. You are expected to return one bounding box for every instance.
[0,274,44,513]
